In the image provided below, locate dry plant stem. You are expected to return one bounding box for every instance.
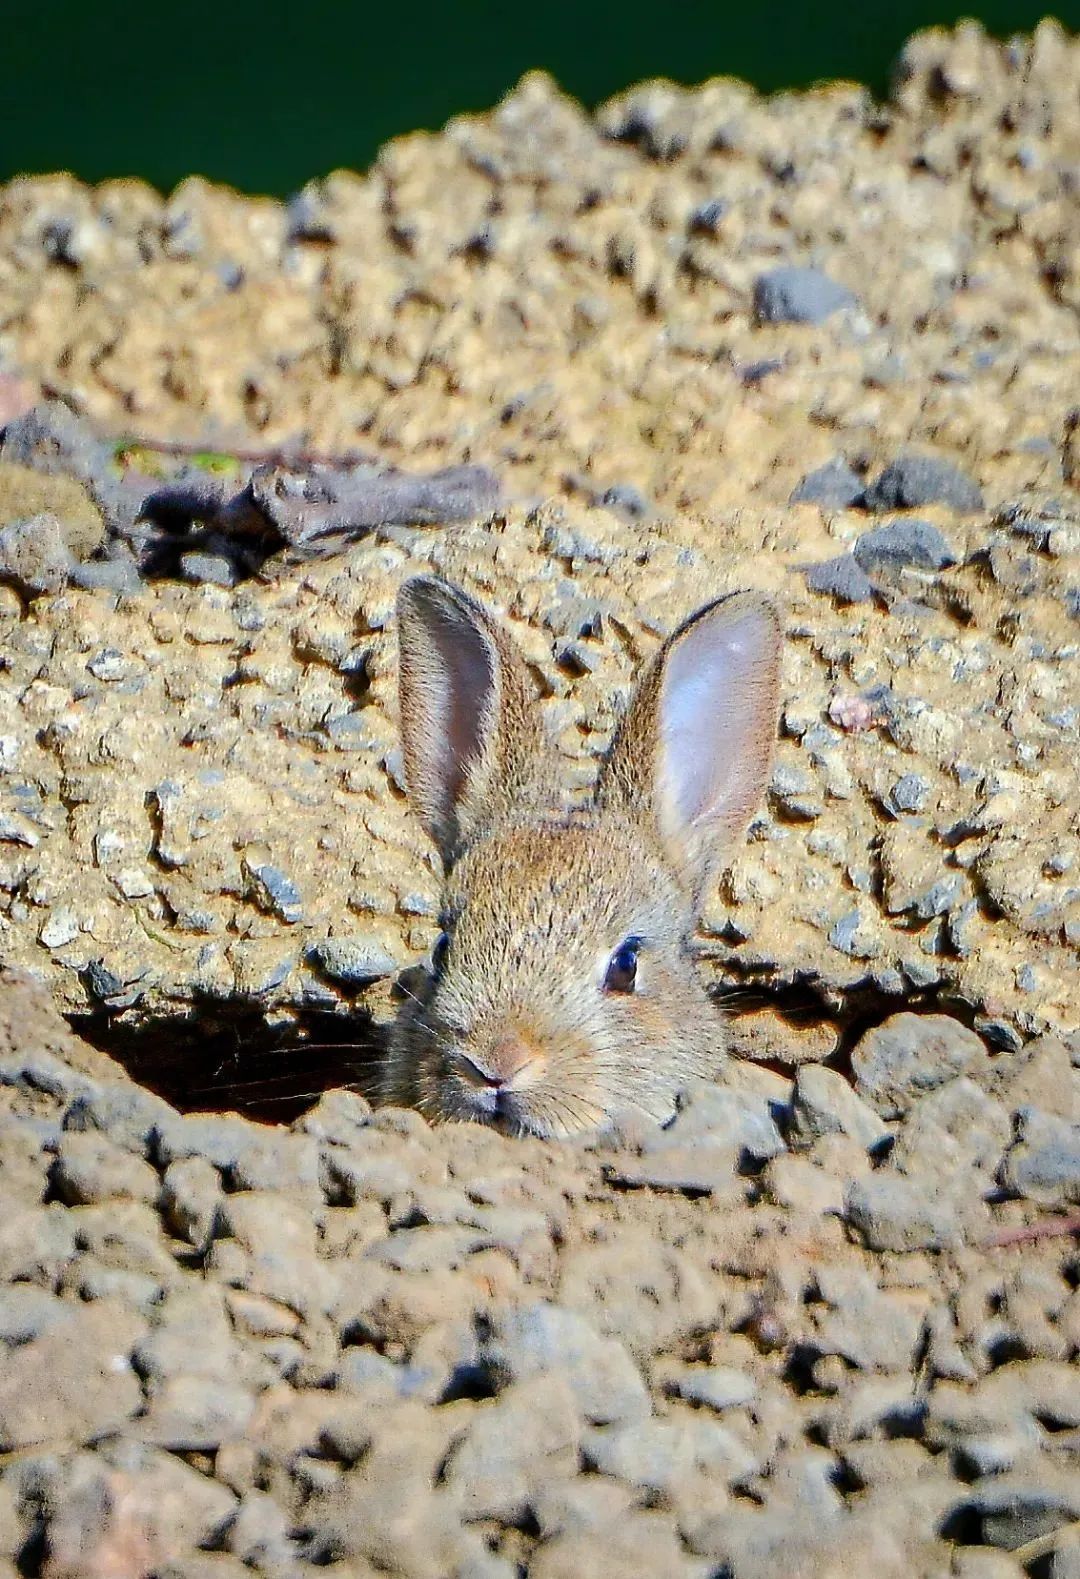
[984,1212,1080,1248]
[116,434,373,469]
[1011,1518,1080,1565]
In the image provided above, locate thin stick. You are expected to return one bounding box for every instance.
[1012,1517,1080,1564]
[113,434,375,470]
[984,1212,1080,1248]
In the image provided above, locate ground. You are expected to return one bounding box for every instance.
[0,19,1078,1577]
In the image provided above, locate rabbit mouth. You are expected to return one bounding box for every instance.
[449,1077,605,1139]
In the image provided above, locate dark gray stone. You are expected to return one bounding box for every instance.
[863,454,983,513]
[887,773,930,814]
[306,938,399,987]
[790,457,865,509]
[804,554,875,603]
[829,909,881,959]
[243,860,302,924]
[853,519,956,573]
[688,198,729,235]
[180,551,239,587]
[753,266,858,325]
[68,556,144,594]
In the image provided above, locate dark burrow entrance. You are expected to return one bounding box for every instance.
[68,974,982,1127]
[73,1005,386,1124]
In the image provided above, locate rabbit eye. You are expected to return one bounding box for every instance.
[604,937,641,994]
[431,931,451,973]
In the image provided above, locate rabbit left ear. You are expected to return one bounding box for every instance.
[600,592,782,905]
[396,577,543,869]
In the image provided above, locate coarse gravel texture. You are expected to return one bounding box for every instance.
[0,18,1079,1577]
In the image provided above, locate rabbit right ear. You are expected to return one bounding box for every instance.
[396,577,542,868]
[601,591,782,905]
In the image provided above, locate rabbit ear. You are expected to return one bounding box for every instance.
[601,592,782,904]
[396,577,542,867]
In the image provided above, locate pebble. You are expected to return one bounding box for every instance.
[242,860,303,925]
[804,553,875,603]
[753,266,858,325]
[1002,1107,1080,1207]
[789,1065,888,1149]
[844,1171,966,1252]
[887,773,931,814]
[851,1013,990,1118]
[307,937,400,986]
[853,519,957,573]
[0,1298,146,1449]
[479,1302,651,1425]
[790,456,865,509]
[862,453,984,513]
[0,512,74,594]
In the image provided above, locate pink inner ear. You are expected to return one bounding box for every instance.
[658,599,779,839]
[426,603,496,813]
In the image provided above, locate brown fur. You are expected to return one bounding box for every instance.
[382,578,782,1138]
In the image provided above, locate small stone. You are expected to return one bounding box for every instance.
[0,460,104,556]
[853,519,956,573]
[0,1298,146,1449]
[584,1413,756,1497]
[804,554,875,603]
[49,1131,160,1205]
[688,197,729,235]
[790,1065,888,1149]
[664,1080,787,1163]
[667,1366,757,1412]
[242,860,302,924]
[893,1077,1012,1180]
[159,1155,223,1249]
[958,1467,1080,1550]
[844,1171,965,1251]
[829,908,882,959]
[479,1302,650,1425]
[180,552,239,587]
[443,1375,581,1523]
[599,483,649,520]
[69,557,144,594]
[306,938,399,987]
[851,1013,990,1118]
[863,453,984,513]
[1002,1108,1080,1207]
[0,512,73,594]
[769,762,823,820]
[887,773,930,814]
[39,910,80,949]
[86,648,129,682]
[753,266,858,325]
[790,457,865,509]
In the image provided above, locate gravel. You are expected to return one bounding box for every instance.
[1,21,1080,1573]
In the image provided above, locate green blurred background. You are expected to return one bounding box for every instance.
[2,0,1077,196]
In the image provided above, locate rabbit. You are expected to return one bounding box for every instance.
[380,574,782,1138]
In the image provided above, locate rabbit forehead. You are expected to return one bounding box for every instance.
[446,815,687,946]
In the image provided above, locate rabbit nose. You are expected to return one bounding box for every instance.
[462,1031,543,1088]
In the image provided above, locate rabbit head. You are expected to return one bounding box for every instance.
[382,575,781,1138]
